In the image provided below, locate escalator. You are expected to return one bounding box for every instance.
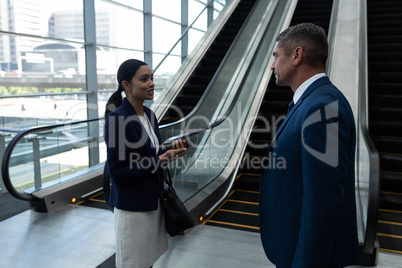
[367,0,402,254]
[204,0,334,232]
[1,0,271,213]
[160,0,257,124]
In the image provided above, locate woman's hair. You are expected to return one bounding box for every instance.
[104,59,148,118]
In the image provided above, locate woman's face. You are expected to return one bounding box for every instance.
[124,65,155,101]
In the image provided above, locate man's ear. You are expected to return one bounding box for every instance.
[293,46,303,66]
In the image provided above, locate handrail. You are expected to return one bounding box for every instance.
[359,0,380,255]
[1,116,104,202]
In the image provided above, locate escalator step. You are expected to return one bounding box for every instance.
[221,199,259,214]
[380,153,402,173]
[235,173,260,191]
[209,210,258,227]
[372,137,402,154]
[377,235,402,253]
[380,171,402,192]
[369,108,402,122]
[245,141,269,156]
[378,221,402,238]
[369,35,402,44]
[379,209,402,225]
[229,190,259,203]
[199,58,221,68]
[369,95,402,108]
[175,96,200,107]
[380,192,402,209]
[195,66,221,76]
[188,75,213,85]
[368,73,402,82]
[368,53,402,62]
[368,62,402,72]
[368,44,402,53]
[249,125,275,142]
[181,85,206,96]
[370,122,402,137]
[259,101,290,114]
[369,83,402,95]
[265,89,294,100]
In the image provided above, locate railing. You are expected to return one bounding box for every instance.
[1,117,104,206]
[358,0,380,258]
[326,0,380,263]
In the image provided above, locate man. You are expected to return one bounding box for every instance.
[259,23,360,267]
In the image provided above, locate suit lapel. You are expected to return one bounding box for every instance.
[266,76,331,152]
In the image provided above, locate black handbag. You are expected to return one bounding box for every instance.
[159,169,195,237]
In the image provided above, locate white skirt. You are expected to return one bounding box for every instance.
[114,201,168,268]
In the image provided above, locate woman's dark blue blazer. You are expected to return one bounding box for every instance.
[104,98,166,211]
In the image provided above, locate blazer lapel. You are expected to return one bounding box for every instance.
[122,98,144,138]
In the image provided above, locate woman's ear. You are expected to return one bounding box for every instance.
[122,80,130,91]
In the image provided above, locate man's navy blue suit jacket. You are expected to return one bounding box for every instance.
[259,76,360,267]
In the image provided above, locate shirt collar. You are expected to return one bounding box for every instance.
[293,73,326,104]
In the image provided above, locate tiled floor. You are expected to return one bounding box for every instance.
[0,205,401,268]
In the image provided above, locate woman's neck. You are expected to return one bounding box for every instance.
[127,97,144,116]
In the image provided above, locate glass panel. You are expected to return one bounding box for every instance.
[6,120,105,194]
[356,131,369,242]
[0,1,82,38]
[150,0,227,108]
[189,0,206,22]
[152,0,181,23]
[95,0,143,50]
[152,18,181,54]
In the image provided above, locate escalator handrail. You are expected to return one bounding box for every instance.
[359,0,380,255]
[1,116,104,202]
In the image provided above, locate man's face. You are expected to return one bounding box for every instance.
[270,42,294,87]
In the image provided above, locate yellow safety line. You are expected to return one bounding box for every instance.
[202,190,236,224]
[379,248,402,255]
[238,173,260,177]
[377,233,402,239]
[219,209,258,217]
[236,189,259,194]
[381,191,402,196]
[227,199,258,206]
[76,191,105,205]
[207,220,260,230]
[382,170,402,175]
[378,220,402,226]
[379,209,402,214]
[89,198,106,203]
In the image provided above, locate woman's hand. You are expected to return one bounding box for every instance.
[159,139,188,162]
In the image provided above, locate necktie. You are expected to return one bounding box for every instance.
[287,100,294,114]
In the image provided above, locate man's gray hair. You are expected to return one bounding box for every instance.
[276,23,328,69]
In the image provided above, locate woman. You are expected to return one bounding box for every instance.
[104,59,187,268]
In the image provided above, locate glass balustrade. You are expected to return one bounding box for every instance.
[3,120,105,196]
